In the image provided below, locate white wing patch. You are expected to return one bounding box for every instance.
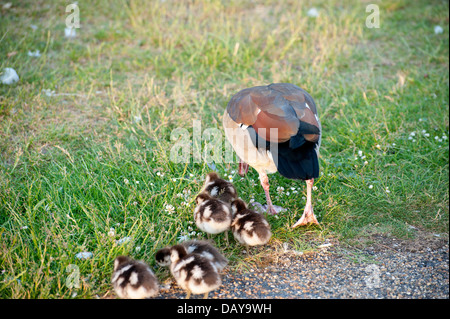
[210,186,219,196]
[191,265,204,279]
[243,221,254,231]
[203,205,212,219]
[129,272,139,285]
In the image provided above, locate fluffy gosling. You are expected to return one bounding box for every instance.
[201,172,238,205]
[169,244,221,299]
[230,199,272,250]
[155,240,228,272]
[194,192,232,242]
[111,256,159,299]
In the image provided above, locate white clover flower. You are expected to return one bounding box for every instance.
[124,178,129,184]
[410,132,416,137]
[434,25,444,34]
[42,89,55,97]
[116,236,132,245]
[358,150,363,157]
[307,7,319,17]
[64,27,77,38]
[75,252,93,259]
[178,235,190,242]
[27,50,41,57]
[156,171,165,177]
[164,204,175,214]
[183,189,191,199]
[312,186,318,191]
[0,67,19,85]
[368,185,374,189]
[135,246,141,252]
[276,186,285,194]
[108,227,116,237]
[376,144,381,149]
[385,187,390,193]
[442,135,448,140]
[135,180,139,184]
[364,161,369,165]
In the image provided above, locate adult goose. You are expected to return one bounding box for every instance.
[223,83,321,227]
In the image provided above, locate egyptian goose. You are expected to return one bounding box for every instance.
[194,192,232,242]
[111,256,159,299]
[155,240,228,272]
[230,198,271,248]
[223,83,321,227]
[201,172,238,206]
[169,244,221,299]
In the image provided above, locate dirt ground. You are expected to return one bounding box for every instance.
[154,229,449,299]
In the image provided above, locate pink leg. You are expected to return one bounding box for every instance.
[259,173,278,215]
[292,179,319,228]
[238,159,249,177]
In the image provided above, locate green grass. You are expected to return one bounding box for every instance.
[1,0,448,298]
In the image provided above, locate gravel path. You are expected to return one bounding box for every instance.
[156,231,449,299]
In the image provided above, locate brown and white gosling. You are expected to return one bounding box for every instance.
[111,256,159,299]
[201,172,238,205]
[169,244,221,299]
[155,240,228,272]
[194,192,232,242]
[230,199,272,249]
